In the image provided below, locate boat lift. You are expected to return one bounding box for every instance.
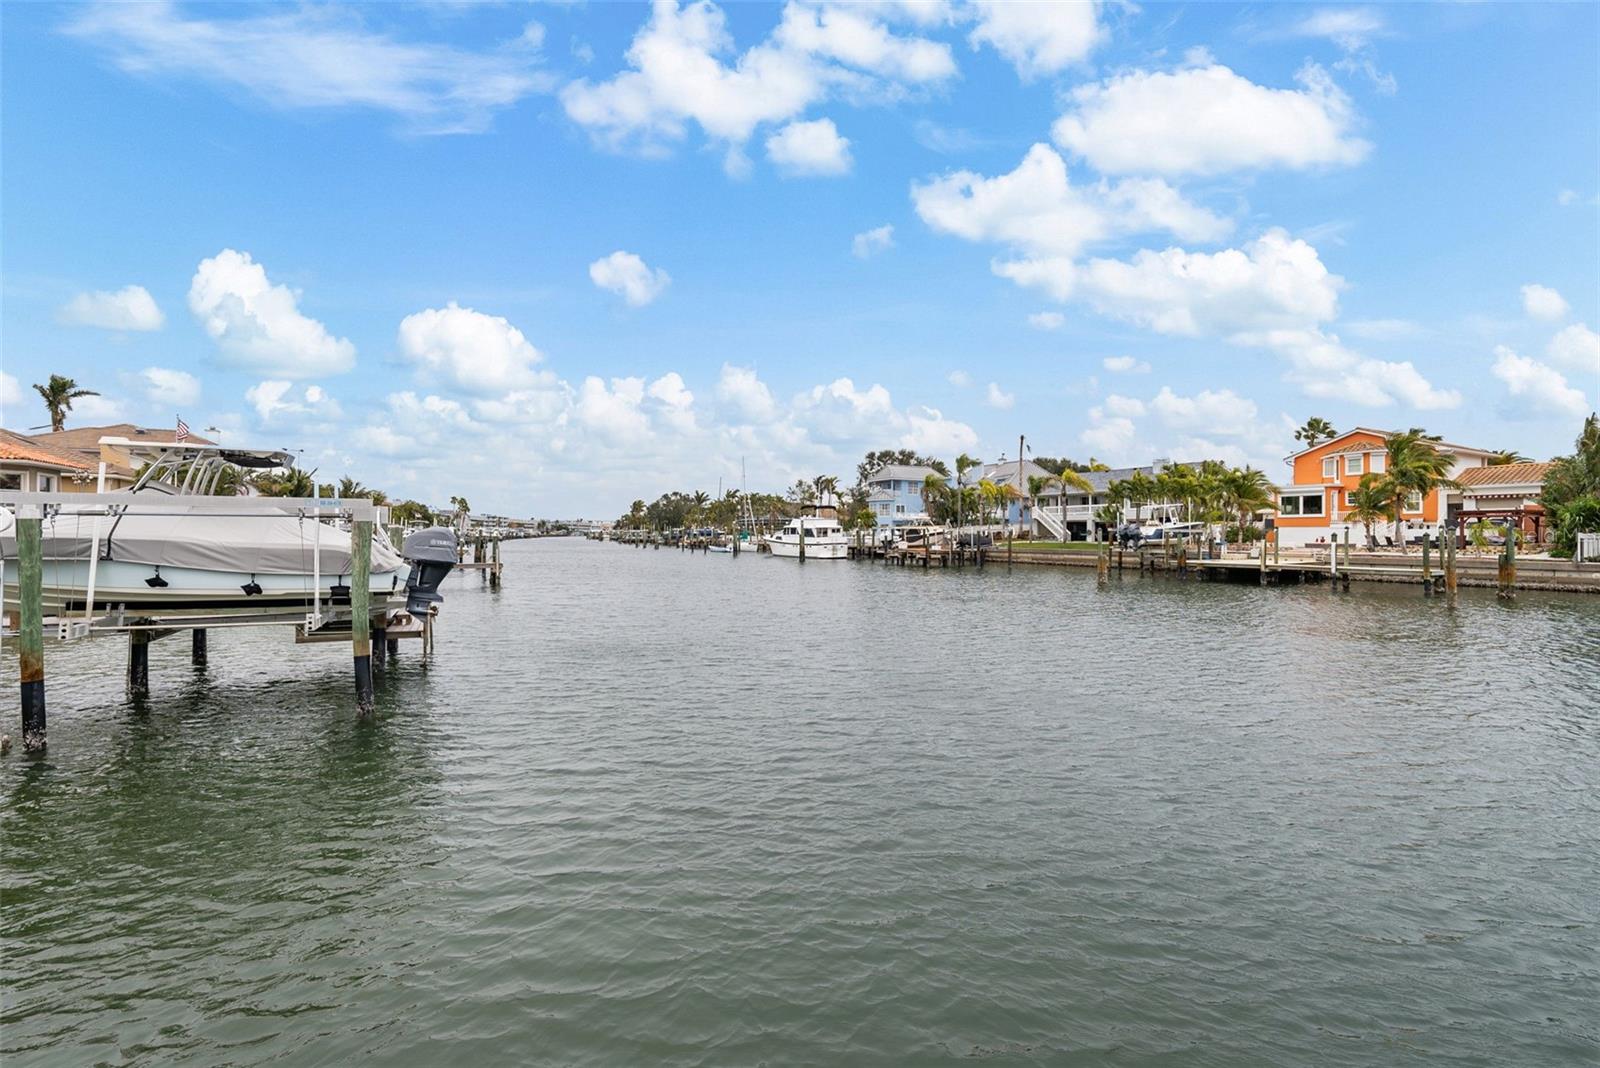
[2,488,429,753]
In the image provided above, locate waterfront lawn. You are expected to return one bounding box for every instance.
[1019,541,1099,551]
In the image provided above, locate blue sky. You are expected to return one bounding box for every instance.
[2,1,1596,517]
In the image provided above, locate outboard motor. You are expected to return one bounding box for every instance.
[401,527,458,616]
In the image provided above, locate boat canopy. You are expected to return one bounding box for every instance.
[0,512,404,575]
[105,437,295,496]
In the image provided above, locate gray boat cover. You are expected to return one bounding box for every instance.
[0,512,404,576]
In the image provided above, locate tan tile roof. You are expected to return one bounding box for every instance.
[1455,462,1553,487]
[1323,440,1386,455]
[28,423,215,453]
[0,428,92,470]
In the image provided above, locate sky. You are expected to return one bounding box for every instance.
[1,1,1596,518]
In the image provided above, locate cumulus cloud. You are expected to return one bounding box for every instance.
[985,382,1015,409]
[1520,283,1569,322]
[561,0,951,164]
[1052,60,1369,176]
[1548,322,1600,376]
[715,363,778,421]
[189,249,355,377]
[766,117,852,175]
[967,0,1102,79]
[913,144,1232,262]
[246,379,342,423]
[775,3,955,82]
[852,224,895,258]
[984,229,1456,409]
[1028,311,1065,331]
[1102,355,1150,373]
[397,301,546,394]
[66,2,549,134]
[0,371,25,419]
[1149,386,1256,431]
[1491,346,1589,418]
[59,284,164,331]
[589,250,672,306]
[947,369,972,387]
[128,366,201,407]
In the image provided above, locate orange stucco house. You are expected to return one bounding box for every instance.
[1274,428,1497,547]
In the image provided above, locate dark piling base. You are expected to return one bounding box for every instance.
[192,628,208,666]
[354,655,374,715]
[21,679,46,751]
[128,633,150,698]
[373,627,387,667]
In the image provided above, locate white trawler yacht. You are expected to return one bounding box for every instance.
[765,492,849,560]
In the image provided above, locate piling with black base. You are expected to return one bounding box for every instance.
[373,625,387,667]
[192,628,208,666]
[128,632,151,698]
[17,506,46,751]
[352,519,374,715]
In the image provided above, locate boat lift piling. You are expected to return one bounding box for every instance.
[16,505,45,751]
[352,519,374,715]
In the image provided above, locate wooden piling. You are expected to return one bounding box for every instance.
[16,506,46,751]
[1421,533,1432,595]
[373,624,387,667]
[127,631,150,698]
[1258,533,1268,586]
[1498,527,1516,601]
[1444,530,1458,599]
[352,519,374,714]
[1097,541,1110,585]
[192,628,208,666]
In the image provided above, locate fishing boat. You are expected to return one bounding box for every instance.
[0,437,455,619]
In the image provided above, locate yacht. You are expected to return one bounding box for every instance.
[765,515,849,560]
[0,437,456,619]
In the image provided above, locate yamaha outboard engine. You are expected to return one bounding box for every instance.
[402,527,458,616]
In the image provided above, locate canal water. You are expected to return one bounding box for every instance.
[3,538,1597,1066]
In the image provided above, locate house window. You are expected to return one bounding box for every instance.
[1345,454,1363,476]
[38,474,55,492]
[1370,453,1386,473]
[1280,495,1301,516]
[1405,491,1422,513]
[1345,491,1356,507]
[0,473,20,491]
[1322,457,1338,479]
[1302,494,1324,516]
[896,505,905,514]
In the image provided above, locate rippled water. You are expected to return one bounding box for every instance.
[3,538,1597,1065]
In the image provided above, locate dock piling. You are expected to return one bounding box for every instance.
[16,506,46,751]
[373,624,387,667]
[1498,528,1517,601]
[127,631,150,698]
[352,519,374,714]
[1445,531,1458,601]
[191,628,207,666]
[1421,533,1432,595]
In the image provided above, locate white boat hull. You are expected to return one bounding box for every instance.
[3,558,406,617]
[765,536,849,559]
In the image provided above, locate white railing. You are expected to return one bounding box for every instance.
[1577,533,1600,563]
[1033,505,1065,539]
[1064,504,1095,521]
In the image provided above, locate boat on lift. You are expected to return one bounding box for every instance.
[766,490,850,560]
[0,437,455,619]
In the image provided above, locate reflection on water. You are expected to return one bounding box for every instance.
[4,539,1597,1065]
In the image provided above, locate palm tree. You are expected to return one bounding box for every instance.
[1487,449,1530,466]
[1345,474,1392,550]
[921,472,953,523]
[1220,466,1276,549]
[1049,470,1092,540]
[449,494,471,516]
[1383,430,1458,551]
[1294,417,1337,449]
[33,374,99,432]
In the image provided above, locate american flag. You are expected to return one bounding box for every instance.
[175,416,190,442]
